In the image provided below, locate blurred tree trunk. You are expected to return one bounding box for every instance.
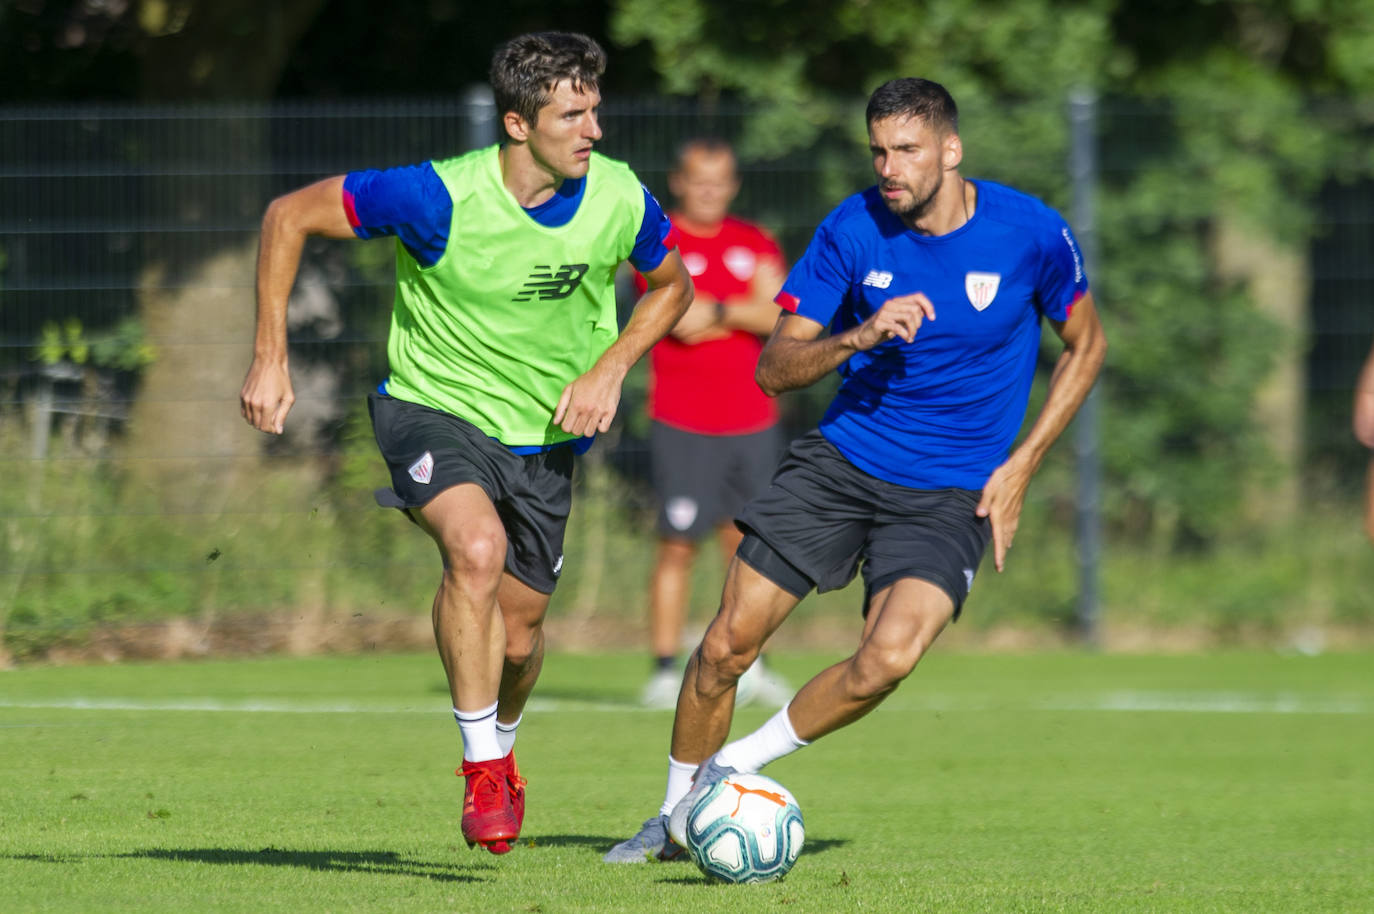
[1210,210,1309,523]
[122,0,328,511]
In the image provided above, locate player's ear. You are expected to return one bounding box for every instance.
[503,110,530,143]
[942,132,963,170]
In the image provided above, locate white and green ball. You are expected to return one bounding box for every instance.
[680,773,804,884]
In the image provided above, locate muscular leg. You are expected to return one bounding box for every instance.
[669,556,800,764]
[413,484,508,711]
[649,537,699,660]
[496,572,552,724]
[786,578,954,742]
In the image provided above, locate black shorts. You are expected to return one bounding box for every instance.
[735,430,992,618]
[651,421,781,540]
[368,392,573,594]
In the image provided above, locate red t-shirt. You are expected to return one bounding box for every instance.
[639,216,784,434]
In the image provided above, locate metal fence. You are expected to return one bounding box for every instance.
[1,96,1371,648]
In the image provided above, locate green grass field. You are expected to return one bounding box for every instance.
[2,649,1371,913]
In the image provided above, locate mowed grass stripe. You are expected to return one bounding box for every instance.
[2,690,1372,714]
[1,650,1370,913]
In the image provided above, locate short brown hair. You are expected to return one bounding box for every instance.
[866,78,959,135]
[490,32,606,127]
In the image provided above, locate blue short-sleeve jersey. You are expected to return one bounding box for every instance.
[776,179,1088,490]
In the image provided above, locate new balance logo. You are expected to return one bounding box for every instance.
[862,270,893,289]
[513,263,589,302]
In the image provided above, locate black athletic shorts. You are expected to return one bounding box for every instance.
[735,430,992,618]
[651,421,782,540]
[368,392,573,594]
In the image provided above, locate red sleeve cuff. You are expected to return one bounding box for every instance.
[342,186,362,231]
[775,291,800,313]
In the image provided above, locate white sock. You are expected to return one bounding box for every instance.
[495,714,521,757]
[716,704,809,773]
[659,755,699,817]
[453,703,502,763]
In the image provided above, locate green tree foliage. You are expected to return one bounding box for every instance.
[611,0,1374,547]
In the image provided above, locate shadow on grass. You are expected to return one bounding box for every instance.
[117,847,486,883]
[532,834,848,869]
[653,838,849,884]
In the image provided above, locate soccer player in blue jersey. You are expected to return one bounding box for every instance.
[606,77,1107,862]
[240,32,693,855]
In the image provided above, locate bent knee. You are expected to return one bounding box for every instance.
[848,645,924,699]
[697,626,760,681]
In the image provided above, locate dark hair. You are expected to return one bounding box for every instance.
[865,78,959,134]
[490,32,606,127]
[674,136,735,170]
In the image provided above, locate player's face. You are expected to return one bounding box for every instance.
[525,80,603,181]
[670,147,739,227]
[869,115,952,222]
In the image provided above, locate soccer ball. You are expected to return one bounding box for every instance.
[680,773,805,883]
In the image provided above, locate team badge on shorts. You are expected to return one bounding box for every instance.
[408,451,435,484]
[965,272,1001,311]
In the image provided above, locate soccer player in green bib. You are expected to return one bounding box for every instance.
[240,32,693,855]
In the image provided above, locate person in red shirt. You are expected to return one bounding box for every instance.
[636,138,792,709]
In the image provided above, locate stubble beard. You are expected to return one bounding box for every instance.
[882,169,943,222]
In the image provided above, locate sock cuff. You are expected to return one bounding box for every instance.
[453,702,499,724]
[667,755,698,774]
[779,703,809,747]
[495,714,522,733]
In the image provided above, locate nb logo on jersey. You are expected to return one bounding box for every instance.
[862,270,894,289]
[513,263,589,302]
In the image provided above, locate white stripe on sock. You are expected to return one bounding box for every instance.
[453,702,502,763]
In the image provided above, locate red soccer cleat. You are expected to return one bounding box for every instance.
[501,750,528,836]
[459,759,518,855]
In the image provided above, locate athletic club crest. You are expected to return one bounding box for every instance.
[408,451,434,485]
[965,271,1001,311]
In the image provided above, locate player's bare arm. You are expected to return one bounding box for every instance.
[976,291,1107,571]
[240,176,355,434]
[554,249,693,436]
[1353,341,1374,448]
[755,292,936,396]
[1355,340,1374,543]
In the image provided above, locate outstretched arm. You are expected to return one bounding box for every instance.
[755,292,937,396]
[976,292,1108,571]
[1354,340,1374,542]
[553,250,694,436]
[1354,340,1374,449]
[240,176,355,434]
